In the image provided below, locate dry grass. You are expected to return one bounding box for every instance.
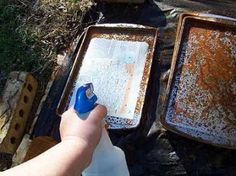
[0,0,94,93]
[24,0,94,58]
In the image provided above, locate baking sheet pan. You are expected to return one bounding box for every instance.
[161,15,236,149]
[57,25,158,129]
[176,13,236,43]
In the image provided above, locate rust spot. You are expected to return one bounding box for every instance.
[166,17,236,147]
[119,64,134,114]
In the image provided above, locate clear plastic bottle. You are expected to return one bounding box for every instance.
[82,128,130,176]
[72,83,129,176]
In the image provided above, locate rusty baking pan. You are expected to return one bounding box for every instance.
[161,16,236,149]
[57,24,158,129]
[176,13,236,42]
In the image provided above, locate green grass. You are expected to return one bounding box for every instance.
[0,0,93,94]
[0,0,43,93]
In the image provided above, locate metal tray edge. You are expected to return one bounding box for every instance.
[56,26,91,116]
[57,25,159,130]
[160,15,236,149]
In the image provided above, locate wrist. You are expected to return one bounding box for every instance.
[61,136,94,170]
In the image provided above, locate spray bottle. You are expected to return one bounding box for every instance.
[74,83,130,176]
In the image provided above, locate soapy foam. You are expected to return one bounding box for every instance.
[69,38,149,120]
[166,26,236,146]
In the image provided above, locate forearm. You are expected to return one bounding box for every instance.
[2,137,93,176]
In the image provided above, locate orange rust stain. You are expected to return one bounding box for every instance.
[174,24,236,125]
[119,64,134,114]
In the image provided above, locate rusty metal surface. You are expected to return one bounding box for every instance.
[57,25,158,129]
[176,13,236,40]
[162,15,236,149]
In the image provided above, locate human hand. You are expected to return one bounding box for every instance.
[1,105,107,176]
[60,105,107,153]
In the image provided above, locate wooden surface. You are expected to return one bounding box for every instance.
[24,136,57,162]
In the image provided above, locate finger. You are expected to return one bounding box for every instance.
[88,104,107,124]
[67,107,76,113]
[61,107,76,119]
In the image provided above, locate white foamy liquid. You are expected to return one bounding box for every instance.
[69,38,148,120]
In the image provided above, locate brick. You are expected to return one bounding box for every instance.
[0,72,38,154]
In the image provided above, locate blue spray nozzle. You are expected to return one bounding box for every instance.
[74,83,98,114]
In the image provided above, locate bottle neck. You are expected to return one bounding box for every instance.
[94,128,114,155]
